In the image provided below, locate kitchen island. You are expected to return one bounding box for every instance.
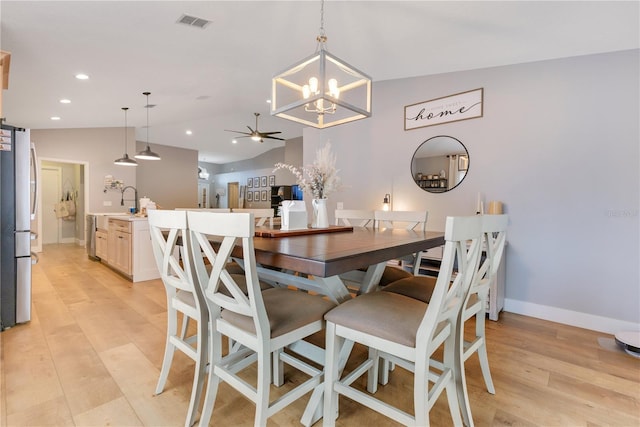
[92,214,160,282]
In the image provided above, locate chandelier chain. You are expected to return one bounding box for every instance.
[316,0,327,48]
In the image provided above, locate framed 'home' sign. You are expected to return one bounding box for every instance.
[404,88,483,130]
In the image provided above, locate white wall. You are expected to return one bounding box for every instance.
[303,50,639,333]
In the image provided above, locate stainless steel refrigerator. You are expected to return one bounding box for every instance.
[1,124,38,330]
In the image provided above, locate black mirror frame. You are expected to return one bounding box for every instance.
[410,135,470,193]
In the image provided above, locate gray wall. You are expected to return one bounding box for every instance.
[303,50,639,333]
[32,127,197,212]
[135,140,198,209]
[32,128,136,214]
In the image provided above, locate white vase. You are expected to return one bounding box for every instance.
[311,198,329,228]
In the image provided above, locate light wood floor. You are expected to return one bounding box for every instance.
[1,244,638,426]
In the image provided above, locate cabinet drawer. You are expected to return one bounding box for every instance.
[109,219,132,233]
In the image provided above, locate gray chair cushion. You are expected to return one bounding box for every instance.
[221,288,337,338]
[205,264,272,296]
[382,275,437,303]
[379,266,413,287]
[324,292,427,347]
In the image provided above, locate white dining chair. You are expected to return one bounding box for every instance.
[186,211,337,427]
[382,214,508,425]
[148,209,208,427]
[334,209,375,227]
[374,209,429,279]
[232,208,275,227]
[323,215,483,427]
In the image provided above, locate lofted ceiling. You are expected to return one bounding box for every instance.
[1,1,637,164]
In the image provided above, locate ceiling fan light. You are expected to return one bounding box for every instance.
[251,135,261,142]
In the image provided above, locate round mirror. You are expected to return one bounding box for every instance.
[411,135,469,193]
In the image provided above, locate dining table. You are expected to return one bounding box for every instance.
[241,225,445,302]
[232,224,446,426]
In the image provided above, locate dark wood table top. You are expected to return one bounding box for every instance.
[248,226,445,278]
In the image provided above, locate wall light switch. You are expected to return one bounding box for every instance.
[103,201,112,206]
[337,202,344,210]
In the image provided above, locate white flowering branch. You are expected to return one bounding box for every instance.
[273,142,342,199]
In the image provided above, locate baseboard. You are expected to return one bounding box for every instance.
[60,237,75,244]
[504,298,640,335]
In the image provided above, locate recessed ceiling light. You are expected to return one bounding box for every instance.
[50,116,61,121]
[75,74,89,80]
[186,130,193,135]
[266,99,271,104]
[59,99,71,104]
[232,139,237,144]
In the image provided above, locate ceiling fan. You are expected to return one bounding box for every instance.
[224,112,284,143]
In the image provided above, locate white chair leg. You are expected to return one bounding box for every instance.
[457,347,474,427]
[198,329,222,427]
[255,349,271,427]
[272,348,284,387]
[366,347,379,393]
[475,313,495,394]
[185,319,208,427]
[446,373,464,427]
[477,342,495,394]
[414,358,429,427]
[156,306,178,394]
[449,328,469,427]
[323,322,340,427]
[377,357,394,385]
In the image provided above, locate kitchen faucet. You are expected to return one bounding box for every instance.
[121,186,138,213]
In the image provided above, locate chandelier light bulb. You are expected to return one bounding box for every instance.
[328,79,340,98]
[303,84,311,99]
[309,77,319,93]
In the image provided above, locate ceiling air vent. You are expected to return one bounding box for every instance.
[176,14,211,29]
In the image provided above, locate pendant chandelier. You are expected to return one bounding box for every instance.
[114,107,138,167]
[270,0,372,129]
[135,91,161,160]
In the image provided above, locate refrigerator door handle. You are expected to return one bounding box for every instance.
[30,142,39,220]
[31,252,39,265]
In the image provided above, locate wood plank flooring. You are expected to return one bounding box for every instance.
[1,243,638,426]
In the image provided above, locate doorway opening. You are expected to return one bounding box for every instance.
[33,158,89,253]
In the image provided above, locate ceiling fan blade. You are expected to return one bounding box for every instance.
[264,135,285,141]
[224,129,251,136]
[247,126,255,133]
[260,131,282,135]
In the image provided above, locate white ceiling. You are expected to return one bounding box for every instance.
[1,1,637,163]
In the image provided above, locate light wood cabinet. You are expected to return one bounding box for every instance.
[108,219,132,276]
[105,217,159,282]
[95,230,108,260]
